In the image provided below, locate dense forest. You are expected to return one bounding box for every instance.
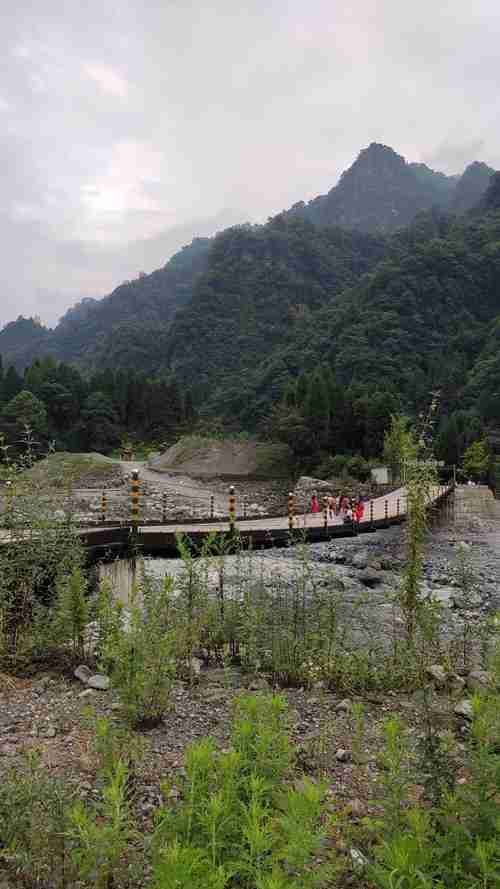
[1,147,500,471]
[0,357,190,455]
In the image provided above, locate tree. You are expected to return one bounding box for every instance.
[462,438,490,482]
[383,414,412,483]
[77,392,120,453]
[0,390,48,451]
[2,366,23,404]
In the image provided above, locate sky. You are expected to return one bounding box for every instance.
[1,0,500,328]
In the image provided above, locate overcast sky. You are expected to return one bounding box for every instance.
[1,0,500,328]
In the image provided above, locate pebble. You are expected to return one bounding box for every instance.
[335,699,351,713]
[335,747,349,762]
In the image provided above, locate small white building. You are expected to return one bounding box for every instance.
[371,465,390,485]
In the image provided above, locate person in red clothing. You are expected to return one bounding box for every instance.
[354,498,365,523]
[310,492,319,513]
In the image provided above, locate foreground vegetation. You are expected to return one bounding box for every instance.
[0,420,499,887]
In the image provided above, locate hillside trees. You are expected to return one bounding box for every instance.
[0,356,191,456]
[0,390,49,452]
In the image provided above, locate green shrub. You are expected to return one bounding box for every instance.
[70,758,136,888]
[0,751,76,887]
[100,571,175,727]
[151,694,335,889]
[52,565,90,660]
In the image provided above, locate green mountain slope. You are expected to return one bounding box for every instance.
[181,210,500,427]
[165,217,388,399]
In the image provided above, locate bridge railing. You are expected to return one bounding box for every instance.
[0,483,453,532]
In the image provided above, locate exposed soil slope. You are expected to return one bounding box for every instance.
[149,437,293,478]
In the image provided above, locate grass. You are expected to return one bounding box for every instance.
[19,452,122,489]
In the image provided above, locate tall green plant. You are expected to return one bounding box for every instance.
[100,570,175,727]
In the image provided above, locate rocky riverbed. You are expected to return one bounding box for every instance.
[0,484,498,882]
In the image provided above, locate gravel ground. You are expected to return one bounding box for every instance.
[0,485,498,886]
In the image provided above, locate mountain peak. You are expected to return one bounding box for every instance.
[340,143,407,180]
[452,160,495,213]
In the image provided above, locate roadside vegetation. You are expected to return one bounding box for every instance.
[0,419,499,888]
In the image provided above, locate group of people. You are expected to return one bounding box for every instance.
[310,491,366,523]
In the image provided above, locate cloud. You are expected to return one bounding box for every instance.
[82,63,129,98]
[1,0,500,328]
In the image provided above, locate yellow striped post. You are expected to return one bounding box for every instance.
[228,485,236,534]
[369,499,374,528]
[288,492,295,531]
[100,491,107,523]
[4,480,13,528]
[384,499,388,525]
[130,470,141,527]
[210,494,214,519]
[162,491,167,523]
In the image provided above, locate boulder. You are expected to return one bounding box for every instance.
[448,674,466,696]
[454,699,474,720]
[74,665,92,684]
[426,664,447,687]
[86,674,110,691]
[190,657,203,676]
[452,592,483,610]
[466,670,492,692]
[430,586,456,606]
[352,549,370,569]
[248,676,270,692]
[335,698,351,713]
[335,747,350,762]
[358,569,383,588]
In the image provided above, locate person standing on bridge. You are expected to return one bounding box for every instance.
[354,498,365,523]
[310,492,319,513]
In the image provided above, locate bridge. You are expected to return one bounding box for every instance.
[76,484,454,560]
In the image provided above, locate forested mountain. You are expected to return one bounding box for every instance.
[1,143,495,377]
[451,161,495,214]
[0,317,52,371]
[286,144,494,233]
[166,218,388,399]
[0,237,211,372]
[2,141,500,471]
[165,209,500,435]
